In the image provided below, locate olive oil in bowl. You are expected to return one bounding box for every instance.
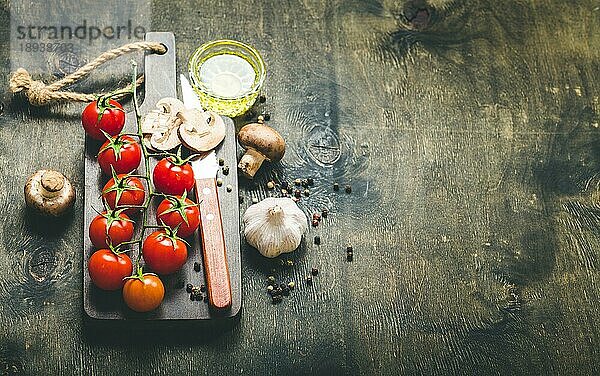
[189,40,265,117]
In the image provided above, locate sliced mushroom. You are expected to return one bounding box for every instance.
[141,97,185,151]
[177,109,226,152]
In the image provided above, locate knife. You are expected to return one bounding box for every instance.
[181,74,232,310]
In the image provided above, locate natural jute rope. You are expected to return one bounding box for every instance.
[8,41,167,106]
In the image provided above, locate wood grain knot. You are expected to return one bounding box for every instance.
[402,0,432,30]
[306,125,341,166]
[27,246,57,283]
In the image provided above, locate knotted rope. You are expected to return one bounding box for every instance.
[9,41,167,106]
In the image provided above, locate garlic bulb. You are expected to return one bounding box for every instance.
[243,197,308,258]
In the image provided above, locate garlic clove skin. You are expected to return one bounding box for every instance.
[243,197,308,258]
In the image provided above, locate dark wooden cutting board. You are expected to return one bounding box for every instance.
[83,32,241,321]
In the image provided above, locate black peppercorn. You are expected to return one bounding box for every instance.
[223,166,230,175]
[294,178,301,185]
[294,189,301,198]
[333,182,339,191]
[312,220,319,227]
[194,262,201,272]
[346,246,353,253]
[186,283,193,293]
[345,185,352,194]
[267,276,276,285]
[200,284,206,292]
[307,177,314,186]
[306,276,313,285]
[281,181,289,189]
[218,158,225,166]
[311,268,319,276]
[282,287,290,296]
[259,94,266,103]
[272,295,282,304]
[263,113,271,121]
[347,252,354,261]
[322,208,328,218]
[301,179,309,188]
[314,236,321,245]
[303,189,310,197]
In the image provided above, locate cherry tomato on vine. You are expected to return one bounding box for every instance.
[89,209,134,249]
[156,192,200,238]
[123,273,165,312]
[82,98,125,141]
[97,135,142,175]
[88,249,133,291]
[153,157,195,195]
[142,229,188,275]
[102,173,146,216]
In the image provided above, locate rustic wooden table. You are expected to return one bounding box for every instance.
[1,0,599,375]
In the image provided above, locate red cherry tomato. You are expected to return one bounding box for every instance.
[142,230,188,275]
[153,157,195,195]
[82,98,125,141]
[102,174,146,216]
[156,194,200,238]
[89,210,134,249]
[98,135,142,175]
[123,274,165,312]
[88,249,133,291]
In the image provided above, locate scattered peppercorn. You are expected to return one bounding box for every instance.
[347,252,354,262]
[301,179,309,188]
[307,177,314,186]
[282,287,290,296]
[267,276,276,284]
[194,262,201,272]
[263,113,271,121]
[226,184,233,192]
[281,181,289,189]
[252,197,259,204]
[280,283,287,290]
[216,178,223,187]
[294,178,301,185]
[313,213,321,221]
[186,283,193,293]
[286,260,294,267]
[322,208,329,218]
[222,166,230,175]
[281,189,288,195]
[190,294,196,301]
[272,295,283,304]
[346,245,353,253]
[311,267,319,276]
[312,220,319,227]
[288,281,295,289]
[200,284,206,292]
[259,94,266,103]
[218,158,225,166]
[267,285,274,292]
[303,189,310,197]
[345,185,352,194]
[294,189,301,198]
[267,181,275,189]
[306,276,313,285]
[333,182,339,191]
[314,236,321,245]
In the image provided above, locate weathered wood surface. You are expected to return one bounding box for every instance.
[0,0,599,375]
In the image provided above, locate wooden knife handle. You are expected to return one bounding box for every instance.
[194,178,232,310]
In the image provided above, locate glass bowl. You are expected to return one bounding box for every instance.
[189,40,266,117]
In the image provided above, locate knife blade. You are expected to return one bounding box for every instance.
[182,74,232,310]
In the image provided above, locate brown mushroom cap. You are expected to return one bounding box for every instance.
[24,170,75,216]
[238,123,285,161]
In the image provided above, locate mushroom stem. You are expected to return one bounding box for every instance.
[40,170,65,198]
[238,148,267,179]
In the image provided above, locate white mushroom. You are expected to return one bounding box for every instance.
[243,197,308,258]
[177,109,226,152]
[141,97,185,151]
[24,170,75,216]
